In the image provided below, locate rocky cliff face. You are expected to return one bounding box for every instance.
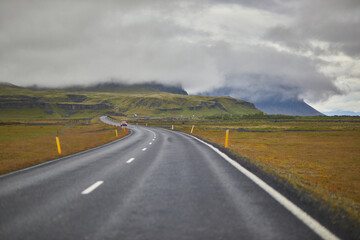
[56,103,112,110]
[0,96,50,109]
[0,95,112,117]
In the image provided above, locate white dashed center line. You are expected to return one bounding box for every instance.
[142,148,147,151]
[81,181,103,195]
[149,142,152,145]
[127,158,135,163]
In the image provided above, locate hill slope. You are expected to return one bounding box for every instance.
[0,83,261,119]
[31,82,189,95]
[254,98,324,116]
[201,87,324,116]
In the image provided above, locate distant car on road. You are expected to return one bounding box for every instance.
[120,121,127,127]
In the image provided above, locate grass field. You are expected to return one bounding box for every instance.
[129,117,360,222]
[0,118,129,175]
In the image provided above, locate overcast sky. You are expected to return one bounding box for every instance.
[1,0,359,113]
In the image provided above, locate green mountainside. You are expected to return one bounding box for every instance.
[31,82,189,95]
[72,82,188,95]
[0,83,262,120]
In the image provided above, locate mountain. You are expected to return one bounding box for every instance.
[254,98,324,116]
[0,82,24,89]
[200,87,323,116]
[30,82,189,95]
[0,83,261,119]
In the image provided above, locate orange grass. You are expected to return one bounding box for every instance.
[147,119,359,221]
[0,119,129,175]
[187,126,360,220]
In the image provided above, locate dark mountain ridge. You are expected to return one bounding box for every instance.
[29,82,188,95]
[254,98,324,116]
[200,87,324,116]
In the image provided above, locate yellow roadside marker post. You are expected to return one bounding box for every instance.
[171,125,174,130]
[146,123,148,127]
[225,129,229,148]
[55,137,62,155]
[123,126,126,132]
[115,129,118,137]
[191,125,195,134]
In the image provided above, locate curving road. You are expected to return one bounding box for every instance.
[0,116,339,240]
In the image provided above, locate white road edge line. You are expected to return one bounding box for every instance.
[142,148,147,151]
[187,134,340,240]
[81,181,104,195]
[127,158,135,163]
[145,128,156,139]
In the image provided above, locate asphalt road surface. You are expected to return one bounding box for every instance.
[0,116,340,240]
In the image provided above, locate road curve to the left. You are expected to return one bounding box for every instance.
[0,116,340,240]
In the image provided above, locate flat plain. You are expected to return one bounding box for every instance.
[1,114,359,227]
[131,116,360,223]
[0,118,129,175]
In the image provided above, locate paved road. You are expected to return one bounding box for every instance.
[0,117,339,239]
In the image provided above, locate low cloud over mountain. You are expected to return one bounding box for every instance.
[0,0,359,113]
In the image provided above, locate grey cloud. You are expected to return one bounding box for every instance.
[206,43,342,102]
[209,0,300,14]
[0,0,355,109]
[0,0,221,91]
[265,0,360,57]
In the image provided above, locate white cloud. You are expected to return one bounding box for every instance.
[309,92,360,113]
